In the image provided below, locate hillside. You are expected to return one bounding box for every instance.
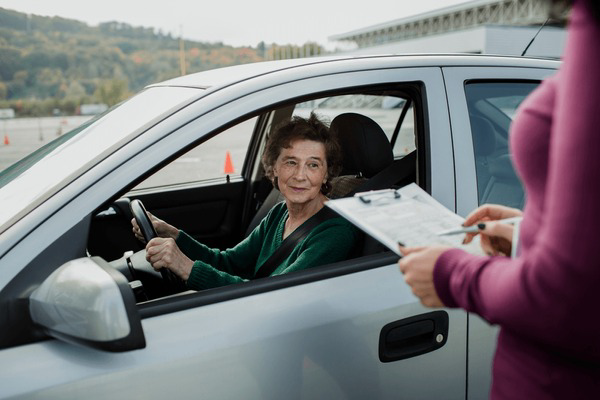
[0,8,268,116]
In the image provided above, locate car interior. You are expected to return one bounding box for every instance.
[465,81,539,210]
[86,86,424,303]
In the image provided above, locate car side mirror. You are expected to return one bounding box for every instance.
[29,256,146,352]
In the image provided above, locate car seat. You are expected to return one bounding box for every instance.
[328,112,394,198]
[245,113,412,259]
[470,115,525,208]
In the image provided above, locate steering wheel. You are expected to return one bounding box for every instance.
[129,199,186,292]
[130,199,158,243]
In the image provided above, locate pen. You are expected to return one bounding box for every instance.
[437,216,523,236]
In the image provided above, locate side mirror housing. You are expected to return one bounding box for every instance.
[29,256,145,352]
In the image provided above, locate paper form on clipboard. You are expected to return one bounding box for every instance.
[325,183,485,256]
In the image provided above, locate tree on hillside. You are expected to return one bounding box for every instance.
[0,7,287,116]
[0,82,7,100]
[94,78,129,106]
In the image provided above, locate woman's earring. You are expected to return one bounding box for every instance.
[321,180,332,195]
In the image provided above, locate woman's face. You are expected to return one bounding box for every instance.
[273,139,328,208]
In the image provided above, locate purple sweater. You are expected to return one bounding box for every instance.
[433,1,600,398]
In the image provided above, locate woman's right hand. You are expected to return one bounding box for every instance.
[131,212,179,243]
[463,204,522,256]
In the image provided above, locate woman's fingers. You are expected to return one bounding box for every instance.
[463,204,522,227]
[145,238,170,268]
[398,245,426,257]
[464,205,503,226]
[462,218,490,244]
[477,222,514,256]
[144,238,193,280]
[131,217,148,242]
[479,221,514,242]
[397,246,449,307]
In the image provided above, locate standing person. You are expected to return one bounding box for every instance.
[132,113,358,290]
[398,0,600,398]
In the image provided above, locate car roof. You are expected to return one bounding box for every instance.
[149,53,560,90]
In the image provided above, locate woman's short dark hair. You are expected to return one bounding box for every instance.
[262,112,342,195]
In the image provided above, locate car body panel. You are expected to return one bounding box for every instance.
[3,265,467,400]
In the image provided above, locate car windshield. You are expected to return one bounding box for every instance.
[0,86,201,232]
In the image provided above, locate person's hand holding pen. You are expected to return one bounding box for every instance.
[461,204,523,257]
[398,204,523,308]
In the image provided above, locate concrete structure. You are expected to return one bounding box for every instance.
[330,0,567,58]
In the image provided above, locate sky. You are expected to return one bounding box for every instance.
[0,0,469,49]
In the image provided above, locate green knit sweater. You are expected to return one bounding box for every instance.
[177,202,359,290]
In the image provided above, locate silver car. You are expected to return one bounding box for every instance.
[0,54,558,399]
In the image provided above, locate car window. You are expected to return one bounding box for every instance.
[391,102,416,157]
[464,81,539,208]
[134,117,256,189]
[291,94,414,158]
[0,86,201,231]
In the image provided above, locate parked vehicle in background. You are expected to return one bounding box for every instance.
[0,109,15,119]
[0,54,558,399]
[79,103,109,115]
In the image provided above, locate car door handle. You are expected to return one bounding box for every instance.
[379,310,449,362]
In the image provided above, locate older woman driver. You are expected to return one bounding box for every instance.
[132,113,358,290]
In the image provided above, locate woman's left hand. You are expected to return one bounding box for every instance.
[398,246,450,308]
[145,237,194,281]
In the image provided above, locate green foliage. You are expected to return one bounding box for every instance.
[0,82,7,100]
[0,7,267,116]
[94,79,129,106]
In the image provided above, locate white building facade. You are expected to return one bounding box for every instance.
[329,0,566,58]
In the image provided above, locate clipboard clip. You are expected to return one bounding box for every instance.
[356,189,401,204]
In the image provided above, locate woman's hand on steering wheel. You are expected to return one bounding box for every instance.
[131,212,179,243]
[145,237,194,281]
[130,199,188,292]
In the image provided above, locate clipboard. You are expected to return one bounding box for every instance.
[326,183,485,256]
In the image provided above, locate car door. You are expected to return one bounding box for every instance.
[443,64,558,400]
[0,63,468,400]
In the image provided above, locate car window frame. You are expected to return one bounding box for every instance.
[441,66,558,217]
[129,73,446,316]
[464,80,541,208]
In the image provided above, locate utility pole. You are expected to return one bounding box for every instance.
[179,25,186,76]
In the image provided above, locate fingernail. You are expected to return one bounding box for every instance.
[477,223,486,230]
[462,238,466,244]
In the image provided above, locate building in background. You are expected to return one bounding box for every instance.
[266,42,325,60]
[329,0,566,58]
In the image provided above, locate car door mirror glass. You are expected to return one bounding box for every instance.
[29,257,146,352]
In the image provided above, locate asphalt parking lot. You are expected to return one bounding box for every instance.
[0,116,92,172]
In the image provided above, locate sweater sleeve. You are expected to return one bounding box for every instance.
[433,0,600,358]
[187,217,357,291]
[179,205,281,290]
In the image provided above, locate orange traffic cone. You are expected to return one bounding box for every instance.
[224,151,235,174]
[3,134,9,145]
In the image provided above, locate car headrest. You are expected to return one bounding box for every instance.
[330,113,393,178]
[490,154,520,181]
[470,115,496,156]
